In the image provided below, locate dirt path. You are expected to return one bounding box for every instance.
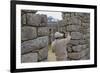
[47,45,56,61]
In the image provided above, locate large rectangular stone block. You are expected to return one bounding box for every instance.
[21,26,37,41]
[67,25,81,31]
[80,28,89,34]
[21,53,38,63]
[69,40,80,45]
[38,46,48,61]
[72,44,87,52]
[38,27,49,36]
[69,39,87,45]
[21,36,48,54]
[79,39,87,44]
[64,16,81,25]
[71,32,83,40]
[26,13,41,26]
[68,48,89,60]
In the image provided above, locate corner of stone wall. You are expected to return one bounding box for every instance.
[21,10,49,62]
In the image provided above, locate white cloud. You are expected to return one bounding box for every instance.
[36,11,62,20]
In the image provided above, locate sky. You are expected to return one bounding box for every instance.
[36,11,62,21]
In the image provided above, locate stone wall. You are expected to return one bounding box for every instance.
[60,12,90,60]
[21,10,90,61]
[21,10,49,62]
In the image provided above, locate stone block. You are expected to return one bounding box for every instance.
[38,27,49,36]
[21,53,38,63]
[21,26,37,41]
[58,20,66,26]
[68,48,89,60]
[67,16,81,25]
[77,13,90,22]
[58,26,66,32]
[67,46,72,53]
[72,44,87,52]
[38,46,48,61]
[69,40,80,45]
[80,28,89,34]
[80,54,90,60]
[87,28,90,33]
[82,23,90,29]
[69,39,87,45]
[79,40,87,44]
[21,36,48,54]
[81,14,90,23]
[83,34,90,39]
[71,32,83,40]
[21,14,26,25]
[27,13,41,26]
[67,25,81,31]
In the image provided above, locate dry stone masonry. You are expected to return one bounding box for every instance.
[21,10,90,62]
[61,12,90,60]
[21,10,49,62]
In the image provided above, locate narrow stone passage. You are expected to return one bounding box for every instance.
[47,45,56,61]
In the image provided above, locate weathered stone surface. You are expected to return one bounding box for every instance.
[58,20,66,26]
[21,26,37,41]
[38,46,48,61]
[77,13,90,22]
[68,48,89,60]
[21,53,38,63]
[71,32,83,40]
[72,45,87,52]
[58,26,66,32]
[69,39,87,45]
[40,15,47,26]
[80,28,89,34]
[86,28,90,33]
[27,13,41,26]
[79,40,87,44]
[69,40,80,45]
[80,48,90,60]
[67,25,81,31]
[82,23,90,29]
[64,13,71,17]
[81,14,90,23]
[38,27,49,36]
[70,13,75,16]
[64,16,81,25]
[83,34,90,39]
[67,46,72,53]
[80,53,90,60]
[22,14,26,25]
[21,36,48,54]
